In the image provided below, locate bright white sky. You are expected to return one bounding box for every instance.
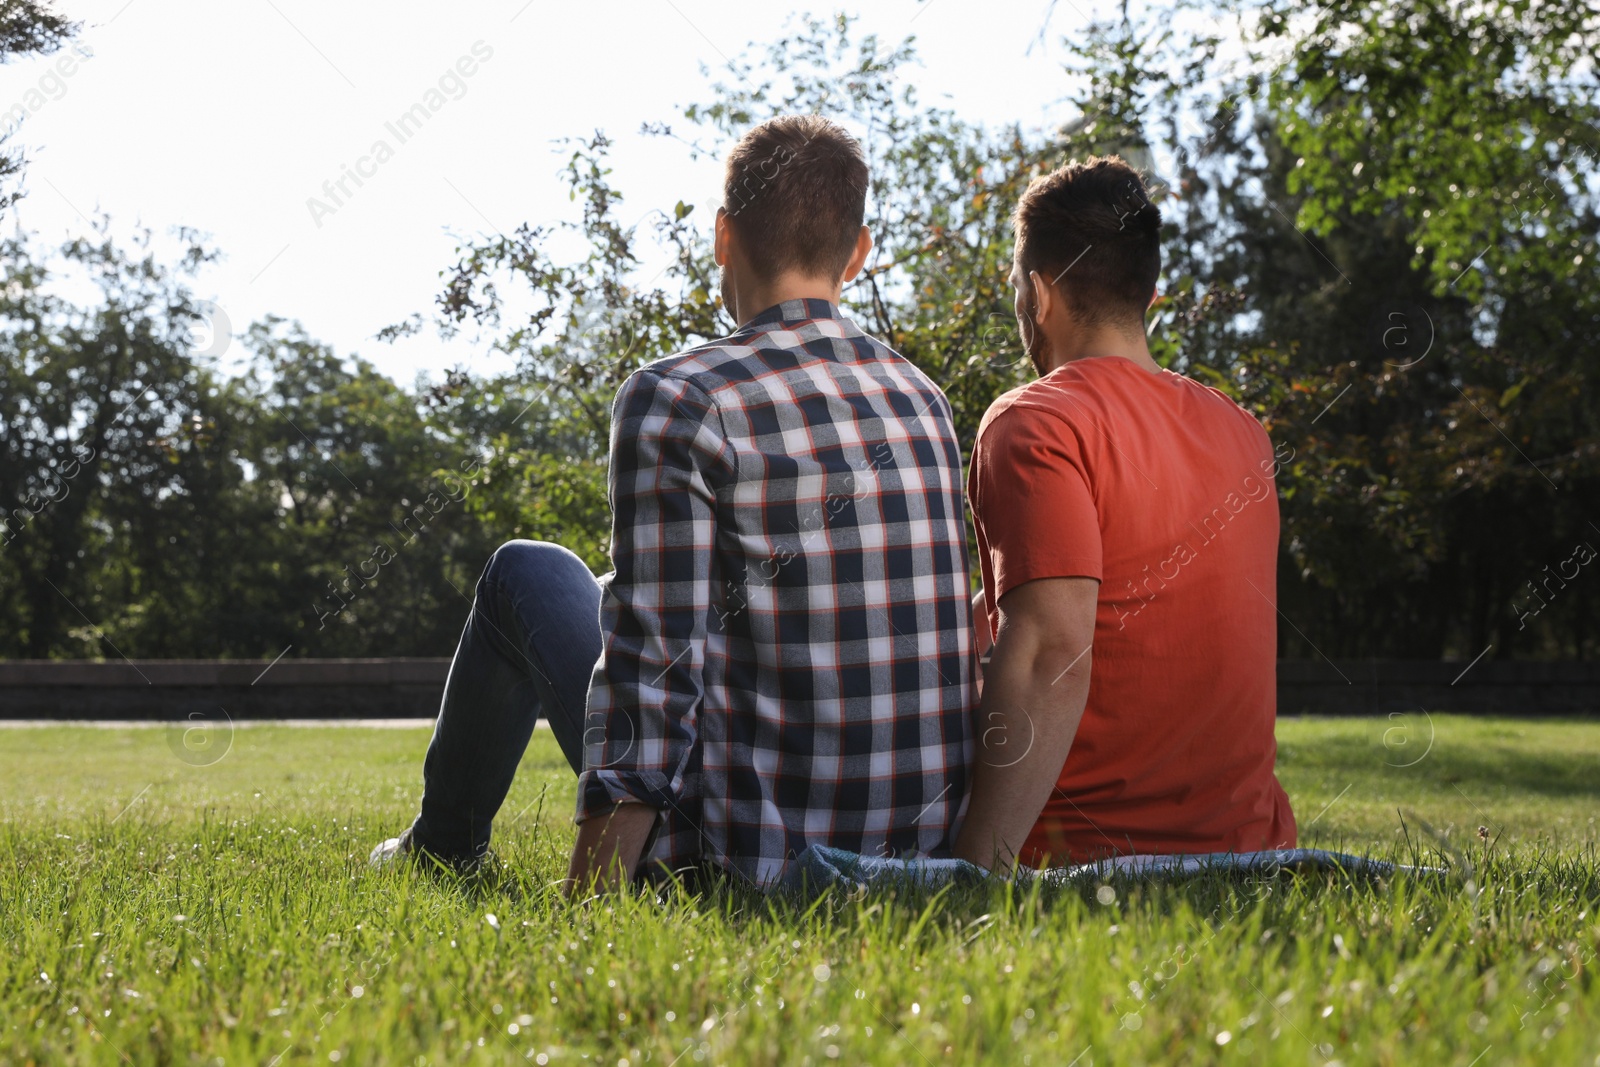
[1,0,1110,386]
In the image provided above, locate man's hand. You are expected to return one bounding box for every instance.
[564,802,657,896]
[952,576,1098,872]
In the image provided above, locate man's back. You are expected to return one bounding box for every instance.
[580,298,975,884]
[969,355,1295,864]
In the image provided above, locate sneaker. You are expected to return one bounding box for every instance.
[369,826,417,869]
[369,825,490,876]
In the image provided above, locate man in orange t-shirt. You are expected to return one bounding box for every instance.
[953,156,1296,870]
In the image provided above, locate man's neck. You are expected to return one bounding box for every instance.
[729,273,842,327]
[1038,321,1160,376]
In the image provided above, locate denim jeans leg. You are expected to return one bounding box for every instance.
[410,539,601,861]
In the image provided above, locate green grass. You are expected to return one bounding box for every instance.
[2,715,1596,1066]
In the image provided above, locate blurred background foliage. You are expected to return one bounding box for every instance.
[2,0,1596,660]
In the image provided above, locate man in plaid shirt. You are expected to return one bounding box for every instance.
[374,116,976,888]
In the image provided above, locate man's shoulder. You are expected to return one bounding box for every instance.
[1160,369,1274,453]
[976,366,1100,442]
[626,341,745,388]
[633,319,933,399]
[979,359,1262,439]
[608,344,744,414]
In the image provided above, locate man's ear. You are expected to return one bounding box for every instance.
[713,207,731,268]
[1028,269,1059,325]
[840,226,873,284]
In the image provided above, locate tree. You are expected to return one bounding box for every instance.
[412,7,1600,660]
[1227,0,1600,657]
[3,6,1594,662]
[0,222,228,657]
[0,225,506,659]
[0,0,79,221]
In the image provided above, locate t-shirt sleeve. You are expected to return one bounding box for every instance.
[970,403,1103,605]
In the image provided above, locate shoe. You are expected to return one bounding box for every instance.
[369,826,417,869]
[370,825,491,876]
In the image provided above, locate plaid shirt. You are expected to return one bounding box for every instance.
[576,298,976,885]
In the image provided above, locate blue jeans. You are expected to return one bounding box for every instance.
[409,540,601,862]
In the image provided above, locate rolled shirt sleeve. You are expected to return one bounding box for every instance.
[576,369,732,823]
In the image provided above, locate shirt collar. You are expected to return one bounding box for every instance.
[741,298,842,330]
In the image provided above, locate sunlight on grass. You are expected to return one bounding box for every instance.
[2,717,1596,1065]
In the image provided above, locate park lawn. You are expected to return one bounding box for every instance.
[1,715,1596,1066]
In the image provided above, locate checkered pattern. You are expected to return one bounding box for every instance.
[576,298,976,885]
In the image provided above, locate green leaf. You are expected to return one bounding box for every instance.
[1499,378,1528,409]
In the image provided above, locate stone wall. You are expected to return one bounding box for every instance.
[1277,659,1600,715]
[1,658,1596,720]
[0,659,451,720]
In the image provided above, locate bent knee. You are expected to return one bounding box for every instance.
[482,539,590,587]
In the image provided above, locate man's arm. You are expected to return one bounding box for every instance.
[953,576,1098,871]
[570,369,730,890]
[564,802,658,895]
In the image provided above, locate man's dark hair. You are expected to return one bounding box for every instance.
[1013,156,1162,329]
[722,115,868,282]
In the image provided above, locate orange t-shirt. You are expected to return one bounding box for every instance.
[968,356,1296,866]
